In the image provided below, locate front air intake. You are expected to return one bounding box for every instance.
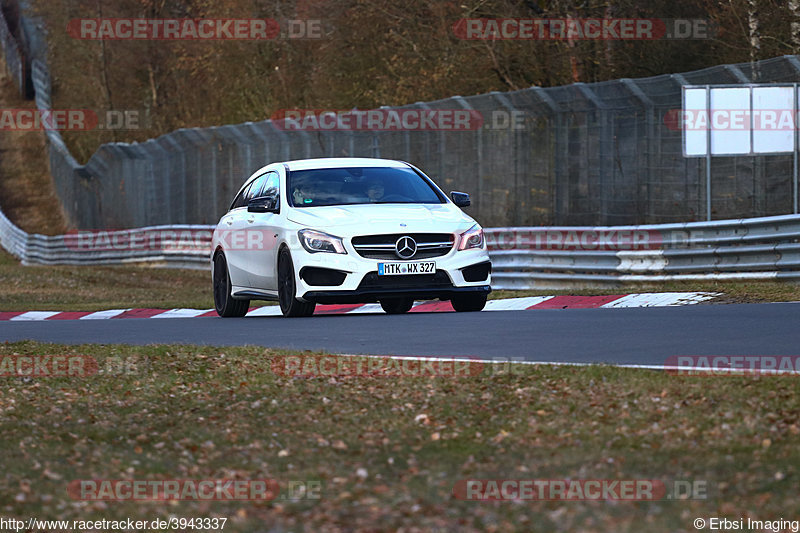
[299,267,347,286]
[460,261,491,282]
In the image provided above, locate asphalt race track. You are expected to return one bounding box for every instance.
[0,303,797,366]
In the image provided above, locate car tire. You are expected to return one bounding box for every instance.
[380,297,414,314]
[451,292,487,312]
[278,249,316,317]
[213,252,249,318]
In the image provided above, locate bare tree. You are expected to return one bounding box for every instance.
[748,0,761,79]
[790,0,800,53]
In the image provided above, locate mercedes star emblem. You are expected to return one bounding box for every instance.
[395,236,417,259]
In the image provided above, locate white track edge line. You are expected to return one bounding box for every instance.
[330,353,800,375]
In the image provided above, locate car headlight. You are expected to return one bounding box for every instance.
[298,229,347,254]
[457,224,484,251]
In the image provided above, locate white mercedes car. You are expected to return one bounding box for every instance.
[211,157,491,317]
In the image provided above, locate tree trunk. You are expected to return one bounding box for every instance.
[748,0,761,80]
[790,0,800,54]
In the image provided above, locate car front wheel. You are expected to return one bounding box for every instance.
[450,292,487,312]
[278,249,316,317]
[213,252,249,317]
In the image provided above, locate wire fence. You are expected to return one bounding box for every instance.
[3,7,800,230]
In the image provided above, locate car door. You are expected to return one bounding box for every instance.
[224,176,262,289]
[244,171,282,290]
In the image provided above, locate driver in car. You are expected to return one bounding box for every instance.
[366,180,385,203]
[293,182,317,205]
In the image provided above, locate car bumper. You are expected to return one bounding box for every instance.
[292,247,492,304]
[303,278,491,304]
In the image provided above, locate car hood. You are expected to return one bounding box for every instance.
[286,203,476,234]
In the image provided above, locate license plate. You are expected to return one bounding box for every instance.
[378,262,435,275]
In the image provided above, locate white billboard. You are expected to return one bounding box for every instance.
[682,85,797,157]
[683,87,707,157]
[752,86,794,154]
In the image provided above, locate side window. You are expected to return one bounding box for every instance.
[240,174,267,208]
[256,171,280,199]
[230,181,253,210]
[244,174,267,205]
[229,171,278,210]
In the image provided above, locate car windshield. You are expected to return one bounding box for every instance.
[288,166,445,207]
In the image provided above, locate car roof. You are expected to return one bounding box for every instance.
[283,157,410,171]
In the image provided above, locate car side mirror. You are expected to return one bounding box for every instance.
[450,191,471,208]
[248,196,279,213]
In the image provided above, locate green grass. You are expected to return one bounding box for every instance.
[1,342,798,532]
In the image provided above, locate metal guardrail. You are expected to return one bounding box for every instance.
[486,214,800,288]
[2,205,800,286]
[0,208,211,269]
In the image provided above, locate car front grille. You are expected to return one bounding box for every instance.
[351,233,455,260]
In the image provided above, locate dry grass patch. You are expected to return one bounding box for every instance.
[0,342,798,532]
